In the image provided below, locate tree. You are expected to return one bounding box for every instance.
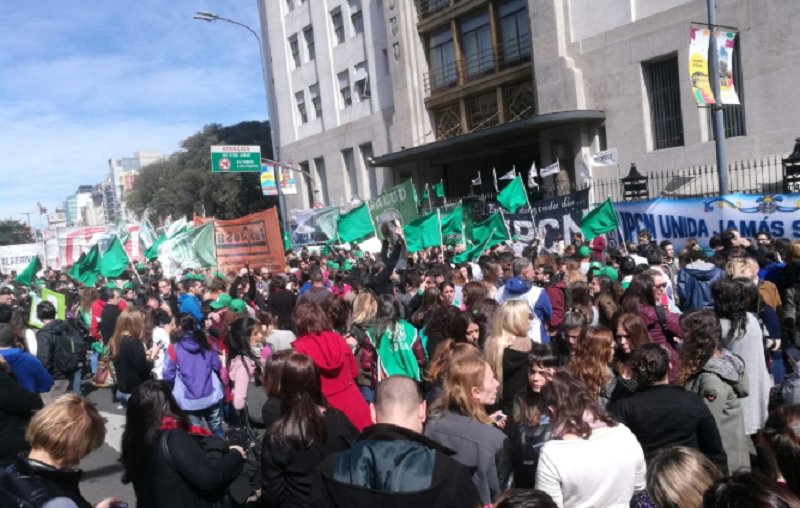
[0,219,34,246]
[126,120,278,221]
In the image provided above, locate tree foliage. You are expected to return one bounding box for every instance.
[0,219,34,246]
[126,121,277,221]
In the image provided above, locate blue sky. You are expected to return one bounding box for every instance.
[0,1,267,226]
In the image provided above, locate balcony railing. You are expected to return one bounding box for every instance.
[415,0,456,19]
[423,36,532,97]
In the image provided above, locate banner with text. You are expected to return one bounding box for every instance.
[214,208,286,274]
[368,179,418,227]
[689,27,715,106]
[55,225,141,269]
[614,193,800,251]
[0,244,42,275]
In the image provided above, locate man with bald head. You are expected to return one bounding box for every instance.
[311,376,481,508]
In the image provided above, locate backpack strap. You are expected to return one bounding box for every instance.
[654,306,678,350]
[160,431,176,470]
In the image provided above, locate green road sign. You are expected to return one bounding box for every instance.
[210,145,262,172]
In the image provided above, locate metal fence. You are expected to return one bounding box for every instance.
[592,155,784,202]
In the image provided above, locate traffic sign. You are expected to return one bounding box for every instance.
[210,145,262,172]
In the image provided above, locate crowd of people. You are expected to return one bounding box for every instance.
[0,225,799,507]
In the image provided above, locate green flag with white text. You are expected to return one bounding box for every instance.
[368,179,418,226]
[441,204,464,245]
[403,211,441,253]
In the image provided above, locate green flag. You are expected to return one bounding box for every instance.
[100,236,129,278]
[368,179,418,225]
[441,204,464,245]
[403,211,442,253]
[580,198,619,241]
[14,256,42,286]
[158,222,216,278]
[433,181,445,199]
[144,233,166,261]
[453,228,495,264]
[470,213,510,249]
[336,202,375,244]
[496,175,527,213]
[69,245,101,287]
[139,216,158,250]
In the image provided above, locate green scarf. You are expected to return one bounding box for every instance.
[371,319,421,381]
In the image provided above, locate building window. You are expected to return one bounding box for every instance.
[498,0,530,64]
[331,8,345,45]
[295,91,308,124]
[428,27,456,90]
[313,157,329,205]
[435,102,463,139]
[359,143,377,197]
[349,0,364,35]
[353,61,370,101]
[421,0,450,16]
[645,56,684,150]
[460,11,494,78]
[286,0,294,12]
[506,80,535,121]
[338,70,352,108]
[468,92,499,131]
[342,148,358,200]
[288,34,301,68]
[300,161,313,205]
[309,83,322,119]
[303,26,315,61]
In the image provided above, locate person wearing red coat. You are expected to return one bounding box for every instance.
[291,301,372,431]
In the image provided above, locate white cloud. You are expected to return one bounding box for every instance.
[0,0,269,223]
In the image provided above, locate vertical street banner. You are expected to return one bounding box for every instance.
[689,27,715,106]
[261,160,299,196]
[0,244,43,275]
[368,179,419,226]
[214,208,286,274]
[717,31,740,105]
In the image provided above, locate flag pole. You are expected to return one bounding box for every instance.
[437,209,444,260]
[427,183,432,211]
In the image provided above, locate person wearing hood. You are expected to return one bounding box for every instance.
[291,301,372,431]
[677,249,724,311]
[677,310,749,474]
[163,314,225,437]
[177,277,204,324]
[311,375,482,508]
[494,257,552,344]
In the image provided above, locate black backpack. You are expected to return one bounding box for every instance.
[52,321,85,374]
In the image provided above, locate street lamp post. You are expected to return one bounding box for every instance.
[194,11,290,237]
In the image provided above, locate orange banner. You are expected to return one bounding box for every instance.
[214,208,286,274]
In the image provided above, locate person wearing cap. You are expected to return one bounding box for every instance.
[577,245,592,275]
[178,277,204,324]
[494,257,553,344]
[229,298,253,319]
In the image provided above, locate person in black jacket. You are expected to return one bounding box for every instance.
[0,393,119,508]
[0,355,43,467]
[267,276,297,331]
[261,351,357,508]
[609,344,728,472]
[35,301,75,405]
[121,380,245,508]
[109,308,157,408]
[311,375,482,508]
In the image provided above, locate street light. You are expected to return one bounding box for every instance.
[193,10,290,239]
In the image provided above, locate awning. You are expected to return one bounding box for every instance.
[372,110,605,166]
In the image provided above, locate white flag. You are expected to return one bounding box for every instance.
[527,162,538,189]
[589,148,619,167]
[471,174,482,186]
[580,156,592,181]
[499,168,516,180]
[492,168,499,192]
[540,160,560,178]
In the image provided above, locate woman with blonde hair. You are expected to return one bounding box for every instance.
[0,393,118,507]
[347,290,379,402]
[424,352,510,504]
[569,326,616,408]
[630,446,721,508]
[485,300,533,416]
[110,307,158,408]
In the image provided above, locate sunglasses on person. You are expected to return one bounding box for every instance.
[655,282,668,289]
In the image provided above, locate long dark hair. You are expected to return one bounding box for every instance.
[713,277,758,346]
[373,294,401,347]
[271,352,327,449]
[229,316,263,386]
[178,314,210,351]
[515,343,561,427]
[621,272,657,313]
[540,370,616,439]
[121,380,190,483]
[676,310,720,386]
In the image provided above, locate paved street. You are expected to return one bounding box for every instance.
[78,384,135,506]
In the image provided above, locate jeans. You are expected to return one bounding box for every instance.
[72,369,82,395]
[117,391,131,409]
[187,403,225,438]
[359,386,375,404]
[90,351,99,375]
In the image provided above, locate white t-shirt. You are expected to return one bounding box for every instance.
[535,424,646,508]
[24,328,37,356]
